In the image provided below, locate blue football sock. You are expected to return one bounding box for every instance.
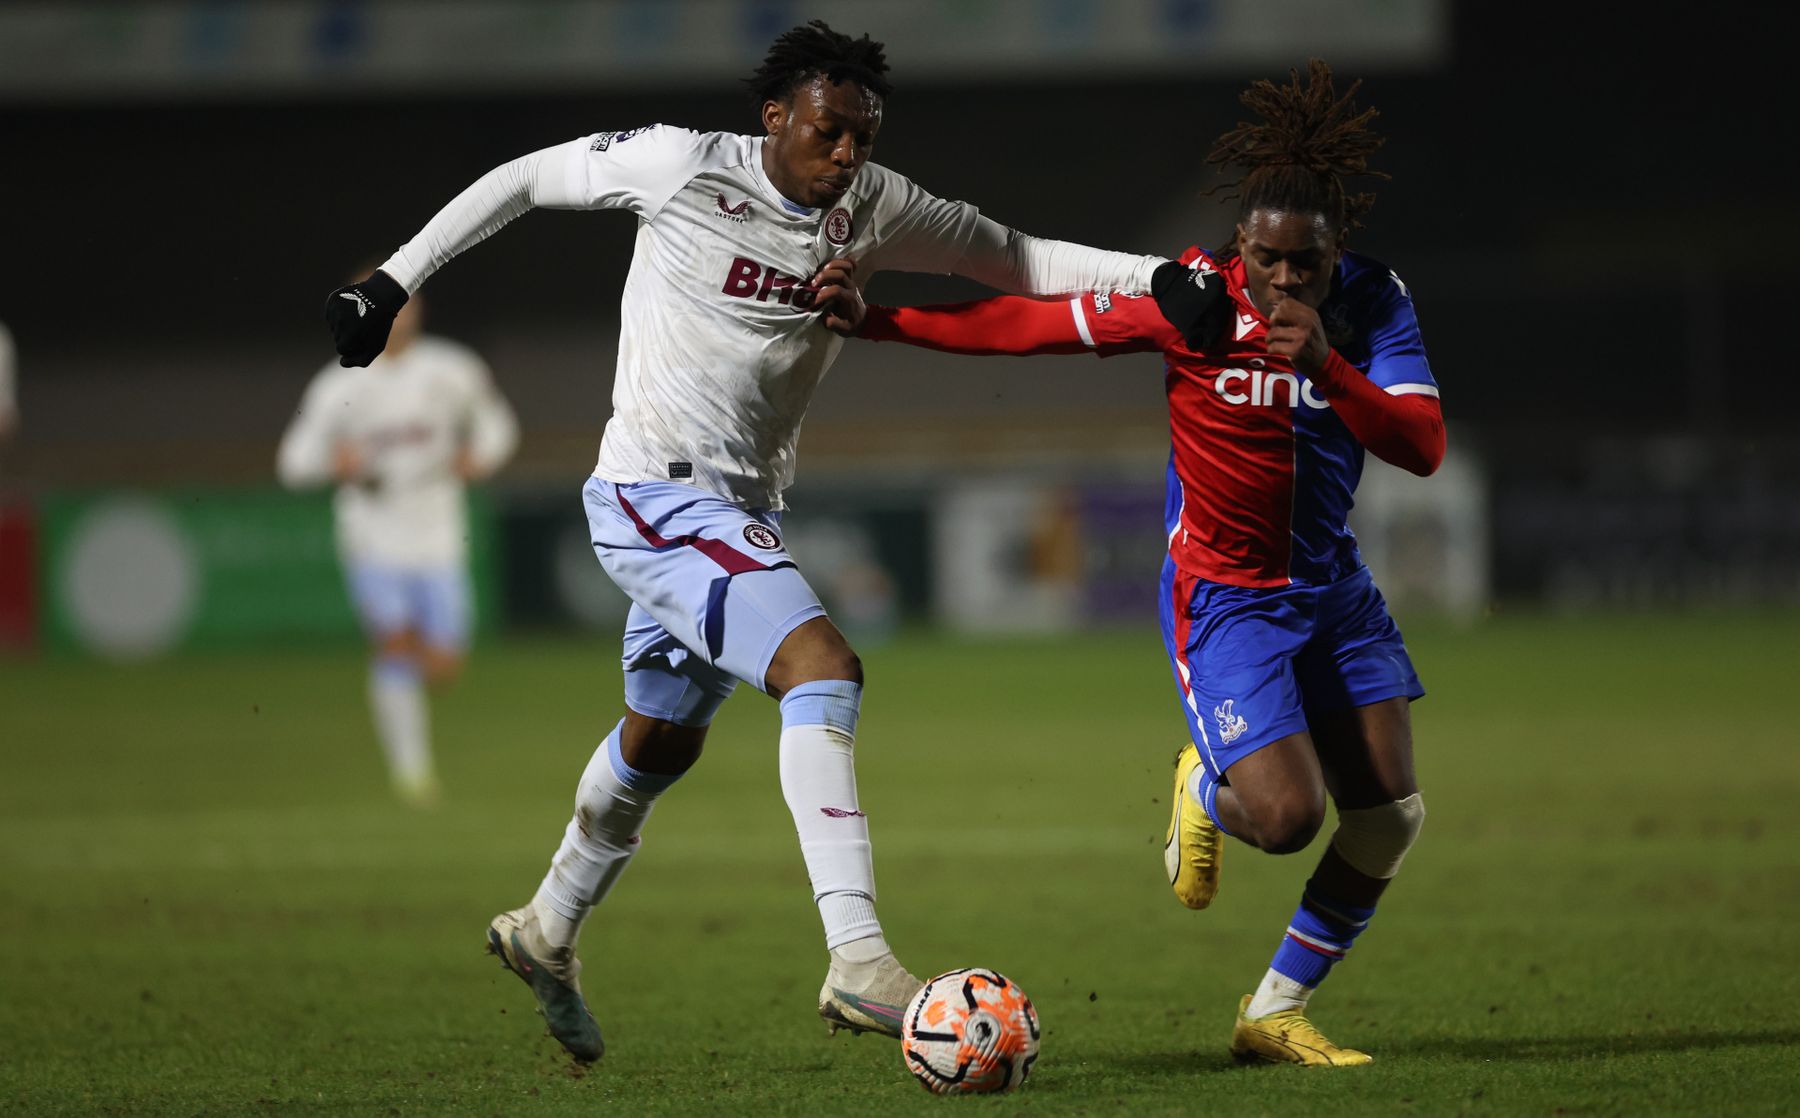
[1268,886,1377,991]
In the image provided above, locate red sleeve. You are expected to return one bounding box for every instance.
[1311,350,1446,476]
[861,294,1166,357]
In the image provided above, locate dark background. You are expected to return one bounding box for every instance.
[2,1,1795,606]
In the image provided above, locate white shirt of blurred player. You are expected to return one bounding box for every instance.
[0,320,17,432]
[277,335,518,569]
[382,126,1161,510]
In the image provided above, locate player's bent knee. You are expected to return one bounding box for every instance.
[766,618,863,694]
[1256,801,1326,854]
[1330,792,1426,878]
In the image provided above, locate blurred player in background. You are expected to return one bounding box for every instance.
[279,281,518,807]
[323,20,1166,1063]
[855,62,1442,1067]
[0,320,17,445]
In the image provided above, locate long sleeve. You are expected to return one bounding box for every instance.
[862,298,1092,356]
[953,215,1164,298]
[276,371,345,488]
[379,126,707,293]
[378,145,576,294]
[1311,350,1446,477]
[461,368,519,477]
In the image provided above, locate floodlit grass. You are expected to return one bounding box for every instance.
[3,614,1797,1114]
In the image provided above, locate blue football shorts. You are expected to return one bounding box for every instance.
[584,475,828,726]
[1158,558,1424,782]
[345,561,472,652]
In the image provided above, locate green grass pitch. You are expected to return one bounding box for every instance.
[2,614,1797,1114]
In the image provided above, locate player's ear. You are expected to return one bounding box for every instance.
[1233,224,1247,257]
[761,98,787,137]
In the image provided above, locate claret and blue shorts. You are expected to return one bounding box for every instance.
[1158,555,1424,783]
[584,476,827,727]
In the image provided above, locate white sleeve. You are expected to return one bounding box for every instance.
[856,165,983,275]
[952,214,1165,297]
[458,358,519,477]
[380,125,704,293]
[276,369,347,489]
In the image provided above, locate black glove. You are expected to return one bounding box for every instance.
[324,270,408,367]
[1151,259,1230,352]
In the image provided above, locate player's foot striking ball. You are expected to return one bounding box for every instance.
[1164,742,1224,909]
[1230,994,1371,1067]
[901,969,1039,1095]
[323,16,1166,1064]
[485,907,604,1063]
[818,947,923,1038]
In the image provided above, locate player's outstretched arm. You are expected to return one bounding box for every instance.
[859,297,1092,356]
[954,216,1166,298]
[323,139,616,367]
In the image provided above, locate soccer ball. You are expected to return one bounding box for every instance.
[900,968,1040,1095]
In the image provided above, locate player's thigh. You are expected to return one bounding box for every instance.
[411,567,473,671]
[1310,697,1417,809]
[1221,729,1327,831]
[1162,566,1314,787]
[345,560,417,648]
[586,477,826,694]
[1294,567,1424,808]
[620,601,738,729]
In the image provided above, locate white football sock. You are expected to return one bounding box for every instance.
[532,721,680,950]
[368,657,432,785]
[1246,968,1315,1017]
[779,681,884,950]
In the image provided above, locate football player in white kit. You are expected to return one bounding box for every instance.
[281,284,518,806]
[324,21,1166,1063]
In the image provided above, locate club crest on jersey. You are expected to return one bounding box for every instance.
[1213,700,1248,745]
[742,523,781,551]
[715,192,752,222]
[824,207,853,245]
[1324,303,1356,347]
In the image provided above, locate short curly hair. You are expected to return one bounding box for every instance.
[745,20,891,105]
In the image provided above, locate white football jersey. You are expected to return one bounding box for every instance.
[382,125,1163,510]
[277,335,518,568]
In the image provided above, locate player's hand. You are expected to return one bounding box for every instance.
[1265,296,1331,376]
[325,270,408,367]
[810,257,865,337]
[331,442,365,484]
[1151,260,1230,351]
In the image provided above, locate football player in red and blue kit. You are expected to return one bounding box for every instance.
[852,62,1443,1066]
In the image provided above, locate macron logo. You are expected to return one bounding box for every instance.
[338,291,370,318]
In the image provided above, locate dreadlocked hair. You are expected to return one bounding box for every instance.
[745,20,892,105]
[1206,59,1387,260]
